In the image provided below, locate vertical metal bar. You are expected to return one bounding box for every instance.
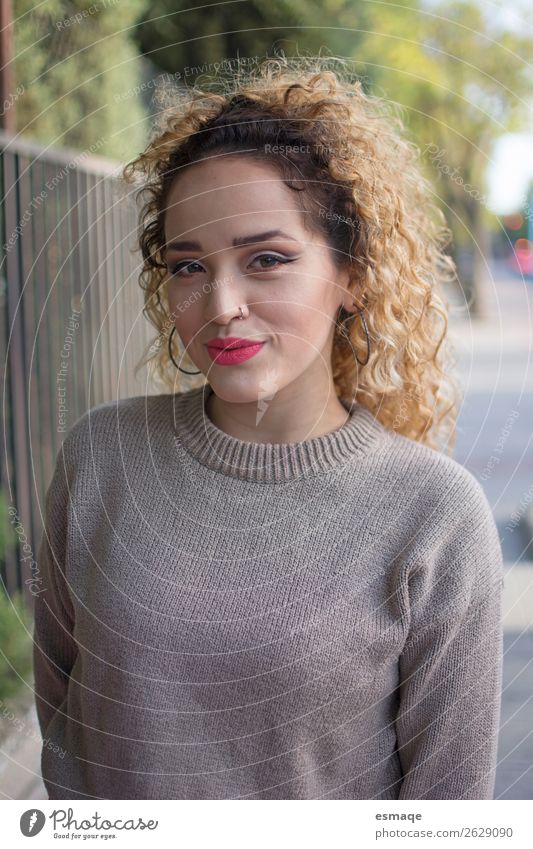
[86,173,103,407]
[0,144,18,595]
[3,149,32,597]
[44,160,65,452]
[33,159,54,495]
[68,166,83,417]
[76,168,90,413]
[106,177,123,398]
[116,178,131,396]
[97,174,111,404]
[18,154,41,606]
[0,0,15,133]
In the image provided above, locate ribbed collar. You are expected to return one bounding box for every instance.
[170,383,385,483]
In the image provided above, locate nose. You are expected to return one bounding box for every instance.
[202,268,248,325]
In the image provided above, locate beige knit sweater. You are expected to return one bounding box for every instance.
[33,383,504,799]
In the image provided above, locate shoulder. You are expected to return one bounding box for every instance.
[375,425,493,530]
[378,430,503,604]
[57,392,172,469]
[46,393,177,511]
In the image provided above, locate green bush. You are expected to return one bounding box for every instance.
[0,588,33,704]
[0,490,34,706]
[0,488,13,560]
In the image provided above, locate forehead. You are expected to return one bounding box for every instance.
[164,156,306,238]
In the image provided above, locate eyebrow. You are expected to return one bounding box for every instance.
[164,229,300,254]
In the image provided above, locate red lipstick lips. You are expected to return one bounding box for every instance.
[206,336,266,366]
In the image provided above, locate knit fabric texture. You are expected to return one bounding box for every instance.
[33,383,504,800]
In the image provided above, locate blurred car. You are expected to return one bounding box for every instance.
[506,238,533,276]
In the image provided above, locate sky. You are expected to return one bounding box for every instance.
[486,133,533,214]
[410,1,533,214]
[477,0,533,214]
[481,0,533,36]
[422,0,533,34]
[457,0,533,214]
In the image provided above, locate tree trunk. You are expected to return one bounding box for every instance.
[471,215,493,320]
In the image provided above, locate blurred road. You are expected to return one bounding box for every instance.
[0,259,531,801]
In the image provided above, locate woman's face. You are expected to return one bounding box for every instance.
[163,156,352,404]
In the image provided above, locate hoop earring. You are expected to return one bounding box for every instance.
[336,301,371,366]
[168,325,202,375]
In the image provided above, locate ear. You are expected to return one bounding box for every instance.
[337,265,357,312]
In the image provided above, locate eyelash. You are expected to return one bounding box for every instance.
[168,253,297,277]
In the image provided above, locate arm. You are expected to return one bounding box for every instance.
[395,478,504,799]
[33,443,78,738]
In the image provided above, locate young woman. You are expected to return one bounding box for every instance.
[33,57,504,800]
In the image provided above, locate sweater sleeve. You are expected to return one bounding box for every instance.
[33,440,78,739]
[394,475,504,800]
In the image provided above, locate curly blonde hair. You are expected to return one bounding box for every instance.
[122,55,461,454]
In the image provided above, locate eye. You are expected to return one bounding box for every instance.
[167,260,204,277]
[167,252,298,278]
[250,253,296,271]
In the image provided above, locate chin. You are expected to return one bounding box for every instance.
[208,375,283,406]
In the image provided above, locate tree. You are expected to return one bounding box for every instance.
[131,0,374,88]
[358,0,533,316]
[13,0,150,162]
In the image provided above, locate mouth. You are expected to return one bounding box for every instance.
[205,338,266,366]
[205,337,265,351]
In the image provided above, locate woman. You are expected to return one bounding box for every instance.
[33,56,504,800]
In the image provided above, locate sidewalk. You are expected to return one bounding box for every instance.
[449,263,533,799]
[0,704,46,800]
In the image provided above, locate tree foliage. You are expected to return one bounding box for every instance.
[13,0,150,161]
[357,0,533,312]
[131,0,374,86]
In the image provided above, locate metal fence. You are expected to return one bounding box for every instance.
[0,130,153,602]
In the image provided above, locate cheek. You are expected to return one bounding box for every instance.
[165,286,180,319]
[281,266,337,320]
[279,292,336,338]
[266,305,333,360]
[166,290,201,339]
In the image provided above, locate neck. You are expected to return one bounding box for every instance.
[205,379,350,445]
[170,383,385,484]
